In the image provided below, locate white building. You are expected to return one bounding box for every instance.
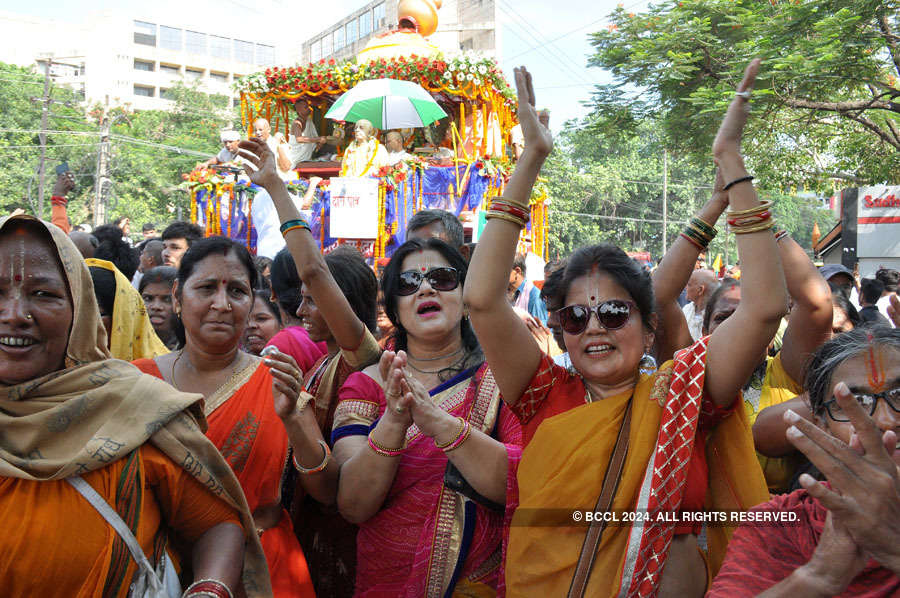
[0,10,280,111]
[300,0,500,65]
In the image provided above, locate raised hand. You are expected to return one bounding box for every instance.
[237,137,279,187]
[888,295,899,328]
[52,171,76,196]
[712,59,760,158]
[785,382,900,575]
[262,346,307,420]
[514,66,553,158]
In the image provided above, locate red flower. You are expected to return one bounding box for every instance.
[329,58,335,65]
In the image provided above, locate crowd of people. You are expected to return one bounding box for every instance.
[4,60,900,598]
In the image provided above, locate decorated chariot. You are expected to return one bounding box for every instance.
[183,0,548,261]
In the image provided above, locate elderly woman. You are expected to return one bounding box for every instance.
[464,63,781,596]
[708,326,900,596]
[132,236,314,598]
[330,237,522,596]
[238,139,383,598]
[0,215,269,597]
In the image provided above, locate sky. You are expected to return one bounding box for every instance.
[0,0,649,130]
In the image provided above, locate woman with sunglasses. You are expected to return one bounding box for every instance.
[237,140,382,598]
[709,326,900,596]
[330,237,522,596]
[464,62,782,597]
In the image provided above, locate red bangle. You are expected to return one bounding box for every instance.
[727,210,771,227]
[51,195,67,206]
[488,200,530,222]
[183,579,233,598]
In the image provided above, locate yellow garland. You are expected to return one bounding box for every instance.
[340,139,381,177]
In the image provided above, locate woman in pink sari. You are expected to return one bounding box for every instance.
[332,238,522,597]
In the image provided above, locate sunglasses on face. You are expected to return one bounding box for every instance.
[397,267,460,296]
[823,387,900,422]
[555,299,637,335]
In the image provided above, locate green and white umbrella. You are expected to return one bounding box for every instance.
[325,78,447,129]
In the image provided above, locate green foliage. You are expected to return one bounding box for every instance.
[0,60,236,228]
[587,0,900,190]
[545,117,836,263]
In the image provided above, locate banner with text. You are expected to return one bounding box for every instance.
[329,177,380,239]
[856,185,900,258]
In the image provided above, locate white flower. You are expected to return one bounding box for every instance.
[465,73,473,81]
[472,78,481,86]
[478,65,487,74]
[444,71,452,79]
[448,63,455,71]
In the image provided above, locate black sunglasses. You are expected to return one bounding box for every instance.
[397,267,460,296]
[555,299,636,335]
[822,387,900,422]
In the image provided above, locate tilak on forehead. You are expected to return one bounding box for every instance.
[866,332,887,393]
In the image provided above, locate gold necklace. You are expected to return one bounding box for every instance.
[172,348,245,391]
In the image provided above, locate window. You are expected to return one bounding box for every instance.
[373,3,386,28]
[255,44,275,66]
[334,27,345,51]
[321,34,333,58]
[233,39,253,63]
[133,20,156,46]
[210,35,230,59]
[185,30,206,54]
[133,59,154,71]
[210,71,228,83]
[159,26,182,51]
[346,19,358,44]
[359,11,373,37]
[160,64,180,75]
[185,68,203,80]
[133,85,154,97]
[160,88,174,100]
[311,39,322,63]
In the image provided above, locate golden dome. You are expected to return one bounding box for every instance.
[398,0,442,37]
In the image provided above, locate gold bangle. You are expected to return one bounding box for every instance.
[434,417,466,450]
[292,439,331,474]
[731,220,776,234]
[726,200,773,218]
[485,211,527,228]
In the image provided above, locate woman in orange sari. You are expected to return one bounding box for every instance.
[133,236,315,598]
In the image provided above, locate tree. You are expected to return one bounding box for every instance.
[587,0,900,189]
[545,116,836,263]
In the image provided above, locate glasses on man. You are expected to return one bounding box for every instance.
[822,387,900,422]
[397,267,460,296]
[554,299,636,335]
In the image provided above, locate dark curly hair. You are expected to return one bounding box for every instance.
[92,224,139,280]
[381,237,482,380]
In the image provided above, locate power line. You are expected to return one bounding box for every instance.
[506,16,608,61]
[0,142,99,149]
[549,210,688,225]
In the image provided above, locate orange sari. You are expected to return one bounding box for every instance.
[134,358,315,598]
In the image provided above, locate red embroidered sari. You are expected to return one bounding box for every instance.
[133,358,316,598]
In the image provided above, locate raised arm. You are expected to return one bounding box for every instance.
[652,171,729,362]
[238,138,366,351]
[703,60,789,408]
[464,67,554,406]
[776,234,833,382]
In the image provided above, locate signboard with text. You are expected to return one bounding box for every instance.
[856,185,900,259]
[328,177,379,239]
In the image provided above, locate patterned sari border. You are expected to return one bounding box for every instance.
[204,360,260,417]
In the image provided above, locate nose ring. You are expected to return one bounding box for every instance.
[25,314,33,319]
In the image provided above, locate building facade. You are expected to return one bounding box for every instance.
[300,0,499,65]
[0,11,280,111]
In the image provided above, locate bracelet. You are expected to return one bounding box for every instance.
[774,229,790,243]
[442,419,471,453]
[50,195,68,206]
[731,220,776,235]
[485,210,528,228]
[726,199,773,218]
[279,218,310,235]
[689,217,717,238]
[727,210,771,228]
[367,433,405,457]
[682,225,712,248]
[292,439,331,474]
[723,175,754,191]
[680,232,705,250]
[433,416,466,450]
[489,199,531,221]
[183,579,233,598]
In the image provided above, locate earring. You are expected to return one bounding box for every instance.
[25,313,33,320]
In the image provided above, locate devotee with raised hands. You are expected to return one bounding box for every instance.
[464,62,781,597]
[330,236,521,596]
[0,215,269,598]
[132,237,315,598]
[708,326,900,596]
[238,136,382,598]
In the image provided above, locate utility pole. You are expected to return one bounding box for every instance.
[94,110,111,227]
[662,149,668,252]
[36,57,53,218]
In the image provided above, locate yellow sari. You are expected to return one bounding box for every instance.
[505,338,768,596]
